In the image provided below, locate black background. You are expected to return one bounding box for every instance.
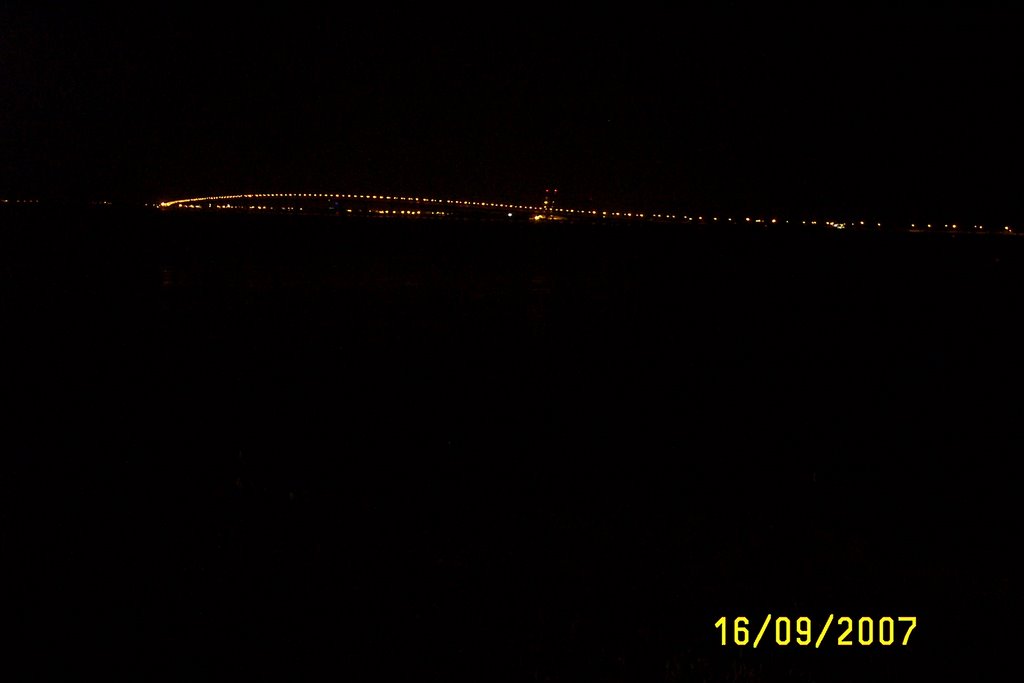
[2,3,1020,681]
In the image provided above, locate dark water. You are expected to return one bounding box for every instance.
[2,207,1017,680]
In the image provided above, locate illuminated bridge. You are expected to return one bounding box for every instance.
[158,192,676,222]
[155,193,1018,234]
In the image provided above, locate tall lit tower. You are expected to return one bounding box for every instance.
[543,188,558,216]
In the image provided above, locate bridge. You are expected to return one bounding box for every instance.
[157,192,676,222]
[155,192,1017,234]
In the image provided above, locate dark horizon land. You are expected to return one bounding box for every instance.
[2,4,1020,681]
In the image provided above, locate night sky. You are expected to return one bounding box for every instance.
[3,3,1022,222]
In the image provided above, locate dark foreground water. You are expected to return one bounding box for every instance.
[2,207,1018,681]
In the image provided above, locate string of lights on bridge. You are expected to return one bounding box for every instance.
[157,192,669,220]
[154,193,1016,233]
